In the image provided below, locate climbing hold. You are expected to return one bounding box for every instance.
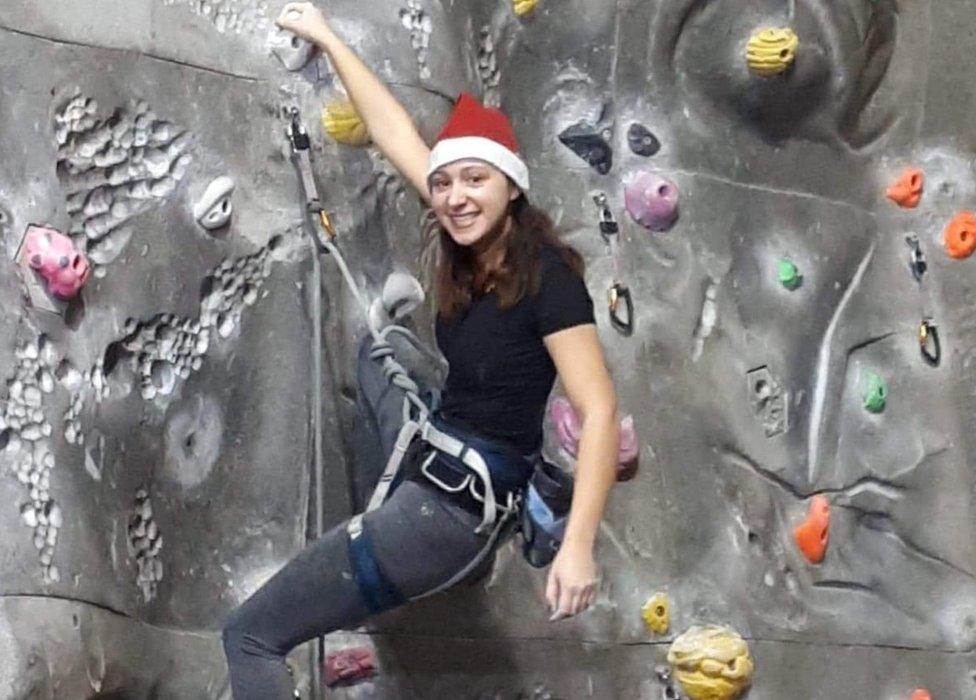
[368,270,425,332]
[512,0,538,16]
[269,27,316,71]
[919,318,941,368]
[19,224,91,300]
[624,170,679,231]
[793,494,830,565]
[558,121,613,175]
[193,177,235,231]
[746,27,799,76]
[777,259,802,290]
[862,372,887,413]
[667,625,754,700]
[905,234,927,282]
[641,592,670,634]
[943,211,976,259]
[549,396,639,481]
[617,414,639,481]
[627,123,661,157]
[322,98,371,147]
[909,690,931,700]
[745,365,788,438]
[323,646,377,687]
[886,168,924,209]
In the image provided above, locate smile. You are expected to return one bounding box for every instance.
[450,212,479,228]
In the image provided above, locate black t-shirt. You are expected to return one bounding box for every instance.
[435,245,596,454]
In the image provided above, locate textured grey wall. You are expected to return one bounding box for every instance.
[1,0,975,698]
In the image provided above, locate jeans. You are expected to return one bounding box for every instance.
[222,334,502,698]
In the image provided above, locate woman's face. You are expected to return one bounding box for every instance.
[429,159,520,251]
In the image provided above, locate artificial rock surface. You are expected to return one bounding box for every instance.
[2,0,976,698]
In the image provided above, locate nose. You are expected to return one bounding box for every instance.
[447,182,467,208]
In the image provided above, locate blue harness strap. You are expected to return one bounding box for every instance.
[347,522,406,614]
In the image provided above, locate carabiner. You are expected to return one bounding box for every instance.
[919,318,941,367]
[593,192,619,243]
[608,283,634,336]
[905,234,927,283]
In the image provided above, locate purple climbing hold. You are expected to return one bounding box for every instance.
[623,171,679,232]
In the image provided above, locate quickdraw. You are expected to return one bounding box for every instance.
[593,192,633,336]
[286,107,337,247]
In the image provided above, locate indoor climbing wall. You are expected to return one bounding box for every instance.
[1,1,975,699]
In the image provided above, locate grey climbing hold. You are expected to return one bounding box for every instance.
[193,176,235,231]
[269,27,316,71]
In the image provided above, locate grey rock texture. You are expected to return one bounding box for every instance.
[1,0,975,698]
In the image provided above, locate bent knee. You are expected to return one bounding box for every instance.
[222,610,285,661]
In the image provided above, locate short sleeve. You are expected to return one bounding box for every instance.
[533,248,595,337]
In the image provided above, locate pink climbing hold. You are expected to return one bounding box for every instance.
[549,396,639,481]
[323,646,377,687]
[623,170,679,231]
[21,224,90,299]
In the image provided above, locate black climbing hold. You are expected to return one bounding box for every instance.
[627,122,661,157]
[558,121,613,174]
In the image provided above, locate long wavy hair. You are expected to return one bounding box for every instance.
[428,195,585,323]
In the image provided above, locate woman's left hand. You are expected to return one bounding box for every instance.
[545,541,598,620]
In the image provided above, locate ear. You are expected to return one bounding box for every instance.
[508,182,521,202]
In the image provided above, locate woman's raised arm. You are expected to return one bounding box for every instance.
[276,2,433,202]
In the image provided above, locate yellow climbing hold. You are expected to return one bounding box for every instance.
[746,27,799,76]
[641,592,670,635]
[512,0,538,17]
[321,98,370,146]
[667,625,754,700]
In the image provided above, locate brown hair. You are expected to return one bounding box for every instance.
[433,195,585,322]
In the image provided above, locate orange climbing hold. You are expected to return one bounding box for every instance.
[909,690,931,700]
[794,495,830,564]
[944,211,976,259]
[886,168,924,208]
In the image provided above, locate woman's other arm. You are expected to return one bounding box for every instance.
[542,323,619,619]
[276,3,432,202]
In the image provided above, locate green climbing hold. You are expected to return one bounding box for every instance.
[862,372,887,413]
[778,259,802,290]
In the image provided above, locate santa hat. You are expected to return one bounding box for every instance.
[426,92,530,191]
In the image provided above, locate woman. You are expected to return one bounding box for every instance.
[222,3,619,696]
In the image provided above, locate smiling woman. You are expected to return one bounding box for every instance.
[221,4,620,698]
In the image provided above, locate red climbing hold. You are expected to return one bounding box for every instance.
[794,495,830,564]
[944,211,976,260]
[909,690,932,700]
[886,168,924,209]
[323,646,377,687]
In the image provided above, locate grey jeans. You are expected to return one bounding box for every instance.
[222,334,501,699]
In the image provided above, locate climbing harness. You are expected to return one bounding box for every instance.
[593,192,633,336]
[286,107,570,612]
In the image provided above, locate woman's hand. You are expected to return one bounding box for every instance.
[545,540,598,621]
[275,2,333,44]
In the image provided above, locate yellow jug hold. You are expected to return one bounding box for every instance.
[746,27,799,76]
[667,624,754,700]
[321,99,370,146]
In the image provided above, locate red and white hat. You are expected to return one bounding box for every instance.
[426,92,530,191]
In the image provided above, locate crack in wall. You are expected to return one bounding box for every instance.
[0,24,265,82]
